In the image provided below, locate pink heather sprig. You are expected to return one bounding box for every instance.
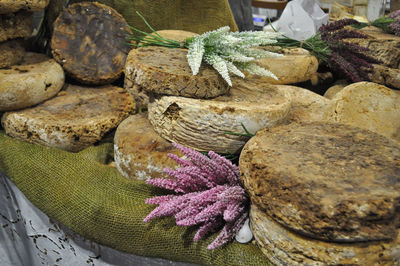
[144,143,249,250]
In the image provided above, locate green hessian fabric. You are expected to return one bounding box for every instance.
[0,131,270,265]
[67,0,239,34]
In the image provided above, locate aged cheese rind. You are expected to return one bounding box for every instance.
[148,78,291,154]
[114,113,182,180]
[251,48,319,84]
[251,204,400,266]
[2,85,134,152]
[284,85,330,123]
[51,2,131,85]
[323,82,400,143]
[240,122,400,242]
[0,0,49,14]
[0,52,64,111]
[124,31,199,111]
[0,39,24,68]
[0,11,33,42]
[124,46,229,101]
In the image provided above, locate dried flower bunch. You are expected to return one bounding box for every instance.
[354,10,400,37]
[127,12,282,86]
[319,19,380,82]
[144,143,249,250]
[387,10,400,36]
[185,26,282,86]
[275,19,379,82]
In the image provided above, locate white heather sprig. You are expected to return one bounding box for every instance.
[225,61,245,79]
[185,26,282,85]
[241,62,278,80]
[187,36,205,75]
[204,53,232,86]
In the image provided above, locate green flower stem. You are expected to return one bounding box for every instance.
[273,34,331,63]
[351,17,396,34]
[223,123,255,138]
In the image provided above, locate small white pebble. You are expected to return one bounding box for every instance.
[235,218,253,243]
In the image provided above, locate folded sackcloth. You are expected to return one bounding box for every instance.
[0,131,268,265]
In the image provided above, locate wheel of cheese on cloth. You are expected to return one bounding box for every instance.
[114,113,182,180]
[251,48,319,84]
[0,39,24,68]
[240,122,400,244]
[0,0,49,14]
[51,2,131,85]
[2,84,134,152]
[124,46,229,109]
[0,11,33,42]
[148,77,291,154]
[0,52,64,111]
[250,204,400,266]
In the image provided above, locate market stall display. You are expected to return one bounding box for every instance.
[1,1,400,265]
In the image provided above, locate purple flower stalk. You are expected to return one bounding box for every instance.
[318,19,379,82]
[387,10,400,36]
[144,143,249,250]
[388,10,400,20]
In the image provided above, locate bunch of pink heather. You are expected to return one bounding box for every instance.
[144,143,249,250]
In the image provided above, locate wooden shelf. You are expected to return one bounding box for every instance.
[251,0,288,10]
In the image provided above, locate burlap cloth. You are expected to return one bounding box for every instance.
[48,0,238,34]
[0,131,269,265]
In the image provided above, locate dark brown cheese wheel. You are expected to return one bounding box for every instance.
[240,122,400,243]
[51,2,131,85]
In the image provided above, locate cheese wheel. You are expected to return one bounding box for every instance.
[148,77,291,154]
[0,52,64,111]
[2,84,134,152]
[51,2,131,85]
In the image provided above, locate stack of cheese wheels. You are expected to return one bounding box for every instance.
[0,5,37,68]
[240,122,400,265]
[0,1,57,111]
[0,0,50,68]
